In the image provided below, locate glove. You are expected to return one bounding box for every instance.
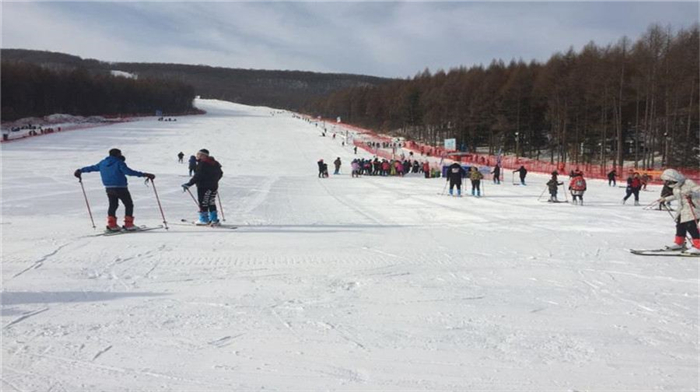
[181,183,191,191]
[144,173,155,180]
[74,169,82,178]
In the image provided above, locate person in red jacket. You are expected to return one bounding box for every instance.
[623,172,642,206]
[422,161,431,178]
[569,171,587,205]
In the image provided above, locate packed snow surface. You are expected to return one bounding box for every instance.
[2,99,697,391]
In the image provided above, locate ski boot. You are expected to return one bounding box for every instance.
[197,211,210,225]
[665,236,685,251]
[123,215,138,231]
[209,210,220,226]
[106,216,121,232]
[457,189,461,197]
[687,239,700,254]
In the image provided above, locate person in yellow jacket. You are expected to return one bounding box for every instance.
[469,166,484,197]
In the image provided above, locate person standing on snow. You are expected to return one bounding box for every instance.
[514,165,528,185]
[607,169,617,187]
[334,157,342,175]
[177,151,184,163]
[623,172,642,206]
[181,149,223,225]
[469,166,484,197]
[657,169,700,254]
[546,172,563,202]
[74,148,155,232]
[492,164,501,184]
[188,155,197,176]
[446,162,466,197]
[569,171,587,205]
[317,159,325,178]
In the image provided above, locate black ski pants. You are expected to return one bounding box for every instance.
[624,188,640,202]
[198,186,218,213]
[106,187,134,217]
[676,219,700,240]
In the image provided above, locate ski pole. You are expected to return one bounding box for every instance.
[688,195,700,232]
[149,179,169,230]
[440,181,448,195]
[78,178,96,229]
[185,187,199,207]
[216,190,226,222]
[662,201,693,243]
[537,185,547,201]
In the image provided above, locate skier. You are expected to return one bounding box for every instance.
[188,155,197,176]
[546,172,563,202]
[623,172,642,206]
[177,151,184,163]
[353,146,358,154]
[641,173,650,190]
[317,159,325,178]
[334,157,342,175]
[469,166,483,197]
[657,169,700,254]
[492,164,501,184]
[569,171,587,205]
[74,148,155,232]
[446,162,465,197]
[658,181,674,211]
[607,169,617,187]
[513,165,528,185]
[423,161,431,179]
[181,149,223,225]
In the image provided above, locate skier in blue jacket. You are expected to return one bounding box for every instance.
[74,148,155,231]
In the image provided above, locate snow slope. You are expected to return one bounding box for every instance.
[1,99,697,391]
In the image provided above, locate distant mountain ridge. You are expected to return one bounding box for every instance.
[2,49,392,111]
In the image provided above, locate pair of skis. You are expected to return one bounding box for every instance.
[94,225,164,237]
[629,248,699,257]
[173,219,238,229]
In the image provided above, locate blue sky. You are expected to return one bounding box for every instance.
[3,2,698,78]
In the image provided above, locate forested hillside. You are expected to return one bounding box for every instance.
[305,25,700,169]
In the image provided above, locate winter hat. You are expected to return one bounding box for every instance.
[109,148,122,157]
[660,169,686,187]
[198,149,210,156]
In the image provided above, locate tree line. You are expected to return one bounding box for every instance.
[304,24,700,169]
[1,61,197,121]
[1,49,391,115]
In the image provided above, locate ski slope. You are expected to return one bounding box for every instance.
[2,99,697,391]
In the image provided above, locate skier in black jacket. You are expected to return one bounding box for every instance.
[446,162,466,197]
[514,166,528,185]
[182,149,223,224]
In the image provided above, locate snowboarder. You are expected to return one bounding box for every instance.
[188,155,197,176]
[546,172,563,202]
[623,172,642,206]
[446,162,465,197]
[74,148,155,232]
[334,157,342,175]
[492,164,501,184]
[181,149,223,225]
[657,169,700,254]
[469,166,483,197]
[514,165,528,185]
[177,151,184,163]
[607,169,617,187]
[569,171,587,205]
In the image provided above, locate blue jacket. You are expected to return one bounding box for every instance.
[80,156,144,187]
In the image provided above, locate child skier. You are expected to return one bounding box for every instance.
[469,166,484,197]
[569,171,587,205]
[74,148,155,232]
[658,169,700,253]
[546,172,563,202]
[177,151,184,163]
[446,162,465,197]
[188,155,197,176]
[181,149,223,225]
[513,165,528,185]
[623,172,642,205]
